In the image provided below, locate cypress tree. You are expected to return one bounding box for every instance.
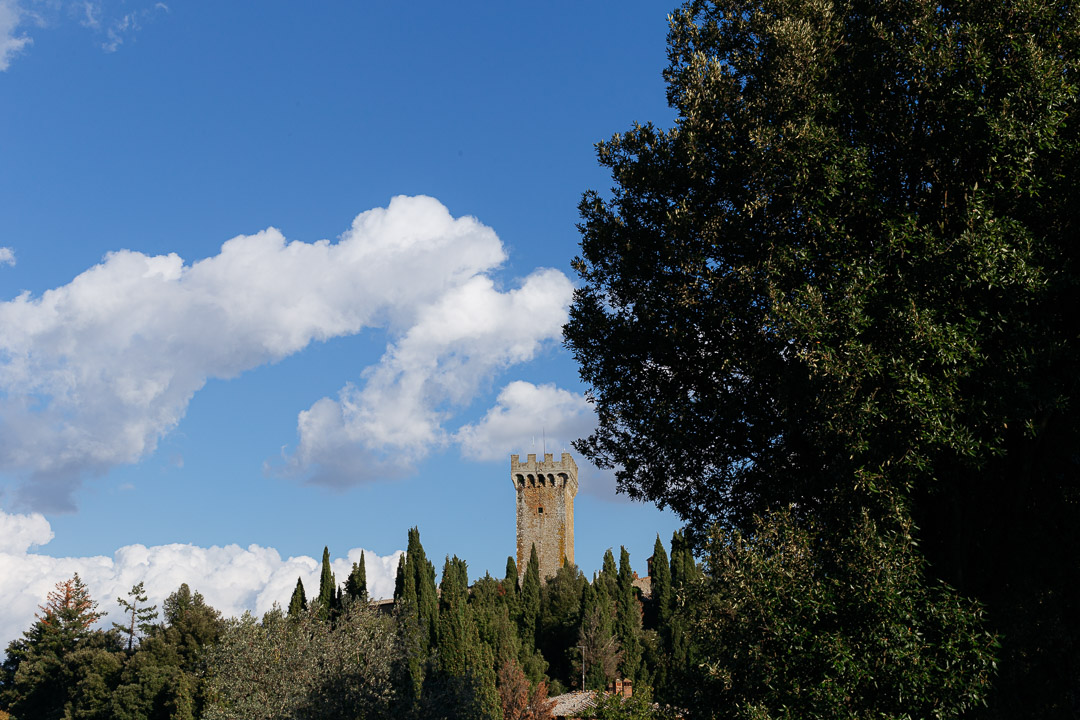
[597,548,618,599]
[649,535,672,631]
[668,531,695,684]
[407,527,439,655]
[317,546,336,621]
[648,534,673,698]
[615,546,643,683]
[578,579,621,691]
[438,555,471,676]
[394,553,407,601]
[539,563,587,689]
[287,577,307,617]
[504,556,519,592]
[345,552,369,605]
[515,545,548,684]
[393,527,440,708]
[519,545,541,648]
[501,556,521,627]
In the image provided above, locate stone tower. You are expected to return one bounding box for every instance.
[511,452,578,582]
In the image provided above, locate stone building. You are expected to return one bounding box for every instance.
[511,452,578,581]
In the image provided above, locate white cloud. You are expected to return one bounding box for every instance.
[0,507,402,655]
[455,380,619,497]
[0,507,53,553]
[456,381,595,462]
[283,270,574,486]
[1,195,535,511]
[0,0,32,71]
[0,246,14,266]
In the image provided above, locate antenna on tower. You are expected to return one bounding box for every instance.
[543,428,547,455]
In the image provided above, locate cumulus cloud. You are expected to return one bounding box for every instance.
[1,195,559,511]
[0,507,402,655]
[455,380,618,497]
[284,272,574,486]
[0,246,14,266]
[456,381,594,462]
[0,0,32,71]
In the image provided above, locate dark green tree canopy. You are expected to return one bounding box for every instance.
[565,0,1080,714]
[567,0,1079,532]
[289,577,308,618]
[345,552,369,605]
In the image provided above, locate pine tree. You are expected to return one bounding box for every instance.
[1,574,117,720]
[288,577,307,617]
[112,581,158,652]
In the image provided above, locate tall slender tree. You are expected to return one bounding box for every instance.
[113,581,158,652]
[519,545,541,649]
[648,535,672,631]
[576,581,621,691]
[288,577,307,618]
[345,553,369,605]
[317,546,337,621]
[615,547,643,683]
[647,535,673,697]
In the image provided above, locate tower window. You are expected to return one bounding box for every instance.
[538,507,544,514]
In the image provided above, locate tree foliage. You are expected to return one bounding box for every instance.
[564,0,1080,713]
[113,582,158,653]
[1,574,121,720]
[684,510,995,719]
[345,552,370,605]
[288,577,308,618]
[497,659,554,720]
[204,602,400,720]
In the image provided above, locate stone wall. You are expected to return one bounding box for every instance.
[511,452,578,581]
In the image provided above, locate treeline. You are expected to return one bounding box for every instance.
[0,529,704,720]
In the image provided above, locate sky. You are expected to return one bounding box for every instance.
[0,1,684,648]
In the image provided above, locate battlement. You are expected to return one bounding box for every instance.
[510,452,578,473]
[510,452,579,494]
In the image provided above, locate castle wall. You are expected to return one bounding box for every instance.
[511,453,578,581]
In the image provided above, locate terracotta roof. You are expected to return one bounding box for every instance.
[548,690,598,718]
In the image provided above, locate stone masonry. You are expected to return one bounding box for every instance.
[511,452,578,582]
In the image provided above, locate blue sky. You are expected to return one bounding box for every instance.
[0,1,682,644]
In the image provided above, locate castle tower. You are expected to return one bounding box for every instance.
[511,452,578,582]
